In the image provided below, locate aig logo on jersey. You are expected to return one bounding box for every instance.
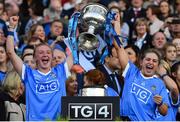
[131,83,152,104]
[36,80,59,94]
[69,103,112,120]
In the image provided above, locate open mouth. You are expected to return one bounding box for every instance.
[41,58,49,64]
[74,85,78,91]
[146,64,153,72]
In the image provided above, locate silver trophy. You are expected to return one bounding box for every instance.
[78,4,107,52]
[79,86,106,96]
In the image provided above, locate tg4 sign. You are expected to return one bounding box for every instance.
[68,103,112,120]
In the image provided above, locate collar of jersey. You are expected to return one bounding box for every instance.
[37,69,51,76]
[140,71,158,79]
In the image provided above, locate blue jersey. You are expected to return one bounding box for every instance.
[156,93,180,121]
[105,86,119,96]
[120,62,170,121]
[0,71,6,86]
[22,63,67,121]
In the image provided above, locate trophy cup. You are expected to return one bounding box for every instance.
[78,4,108,52]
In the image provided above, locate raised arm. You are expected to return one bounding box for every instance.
[157,64,179,104]
[112,17,129,70]
[6,16,23,76]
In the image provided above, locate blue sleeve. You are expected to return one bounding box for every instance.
[106,87,119,96]
[159,83,170,107]
[47,39,53,45]
[169,93,180,107]
[55,63,67,96]
[56,62,66,77]
[21,64,32,84]
[122,61,139,81]
[169,93,180,116]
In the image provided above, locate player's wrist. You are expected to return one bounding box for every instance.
[160,73,168,79]
[8,31,14,37]
[157,101,163,107]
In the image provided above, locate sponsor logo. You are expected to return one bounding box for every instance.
[131,83,152,104]
[36,80,59,94]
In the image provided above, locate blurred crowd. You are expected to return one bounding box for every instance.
[0,0,179,121]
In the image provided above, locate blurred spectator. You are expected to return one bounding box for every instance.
[27,36,43,48]
[51,43,72,79]
[130,17,152,51]
[163,43,177,67]
[0,70,25,121]
[0,45,12,86]
[158,0,172,21]
[61,0,80,20]
[4,1,19,18]
[13,0,23,5]
[123,0,146,40]
[0,0,4,16]
[43,0,62,23]
[83,69,105,86]
[161,43,177,75]
[151,32,167,55]
[97,46,122,95]
[0,9,8,22]
[172,38,180,61]
[124,45,140,67]
[27,24,46,42]
[169,18,180,38]
[74,0,87,12]
[66,73,78,96]
[24,1,44,34]
[174,0,180,18]
[0,19,8,38]
[47,20,64,39]
[143,0,153,9]
[18,0,31,36]
[108,1,119,9]
[118,0,129,12]
[146,5,164,35]
[52,47,66,67]
[171,61,180,121]
[21,45,34,57]
[22,53,36,69]
[47,20,67,51]
[0,28,6,45]
[83,69,118,96]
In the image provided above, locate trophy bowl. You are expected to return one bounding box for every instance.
[78,3,108,52]
[80,4,107,27]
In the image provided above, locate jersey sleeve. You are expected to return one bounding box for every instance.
[56,62,66,74]
[21,64,32,84]
[122,61,138,80]
[169,93,180,106]
[159,82,170,107]
[55,62,67,96]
